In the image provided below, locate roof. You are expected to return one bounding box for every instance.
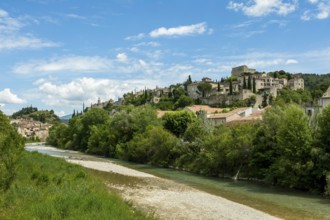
[185,105,224,114]
[207,107,251,119]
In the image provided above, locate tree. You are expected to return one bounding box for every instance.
[272,104,314,189]
[253,78,256,93]
[0,112,24,191]
[183,75,193,91]
[162,111,197,137]
[229,80,233,95]
[248,75,252,90]
[197,82,212,98]
[125,126,182,166]
[172,86,187,101]
[315,104,330,193]
[174,95,194,109]
[243,77,247,89]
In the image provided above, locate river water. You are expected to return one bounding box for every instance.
[25,143,330,220]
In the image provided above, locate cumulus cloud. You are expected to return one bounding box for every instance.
[0,8,59,50]
[302,0,330,20]
[34,77,161,107]
[149,22,210,38]
[228,0,297,17]
[0,88,25,104]
[125,33,145,40]
[116,53,128,62]
[13,56,113,74]
[286,59,298,64]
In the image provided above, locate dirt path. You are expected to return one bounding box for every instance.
[68,159,281,220]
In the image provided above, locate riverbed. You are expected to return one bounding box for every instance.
[25,144,330,220]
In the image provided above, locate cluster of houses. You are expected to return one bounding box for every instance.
[10,118,51,141]
[85,65,330,126]
[187,65,304,107]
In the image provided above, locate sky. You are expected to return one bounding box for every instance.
[0,0,330,116]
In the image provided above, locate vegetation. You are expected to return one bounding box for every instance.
[47,98,330,195]
[0,111,24,191]
[12,106,60,123]
[0,151,151,219]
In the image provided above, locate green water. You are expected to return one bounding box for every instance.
[26,144,330,219]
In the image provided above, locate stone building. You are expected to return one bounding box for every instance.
[231,65,256,77]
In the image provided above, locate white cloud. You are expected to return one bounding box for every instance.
[316,2,330,19]
[0,35,59,50]
[116,53,128,62]
[149,22,210,38]
[66,13,86,20]
[0,88,25,104]
[286,59,298,64]
[302,0,330,20]
[0,8,59,50]
[13,56,113,74]
[134,41,160,47]
[228,0,297,17]
[125,33,145,40]
[301,11,311,20]
[34,78,161,107]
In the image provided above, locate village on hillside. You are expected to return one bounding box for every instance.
[11,65,330,140]
[88,65,316,126]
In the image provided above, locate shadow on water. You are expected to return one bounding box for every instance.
[26,144,330,220]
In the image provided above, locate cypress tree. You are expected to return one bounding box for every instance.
[253,78,256,93]
[229,80,233,95]
[248,75,252,90]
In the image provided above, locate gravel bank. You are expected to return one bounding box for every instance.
[67,159,281,220]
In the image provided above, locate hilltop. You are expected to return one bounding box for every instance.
[11,106,60,124]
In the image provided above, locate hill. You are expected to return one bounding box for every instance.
[12,106,60,124]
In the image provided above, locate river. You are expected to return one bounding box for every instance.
[25,143,330,220]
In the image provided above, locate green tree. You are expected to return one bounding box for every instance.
[315,104,330,193]
[125,126,182,166]
[46,123,69,147]
[253,78,256,93]
[87,123,116,156]
[162,111,197,137]
[272,104,314,189]
[172,86,187,101]
[174,95,194,109]
[248,75,252,90]
[0,112,24,191]
[197,82,212,98]
[229,80,233,95]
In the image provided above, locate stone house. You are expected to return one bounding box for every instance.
[320,86,330,109]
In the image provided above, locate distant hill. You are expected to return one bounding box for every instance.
[60,114,72,123]
[12,106,60,124]
[60,114,72,120]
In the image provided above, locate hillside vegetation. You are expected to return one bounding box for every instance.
[12,106,60,124]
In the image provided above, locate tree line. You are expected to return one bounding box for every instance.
[47,102,330,195]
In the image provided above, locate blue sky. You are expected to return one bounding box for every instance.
[0,0,330,116]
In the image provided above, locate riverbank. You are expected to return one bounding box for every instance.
[0,151,151,220]
[26,145,330,220]
[66,158,280,220]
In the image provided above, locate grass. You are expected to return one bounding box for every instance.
[0,151,153,220]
